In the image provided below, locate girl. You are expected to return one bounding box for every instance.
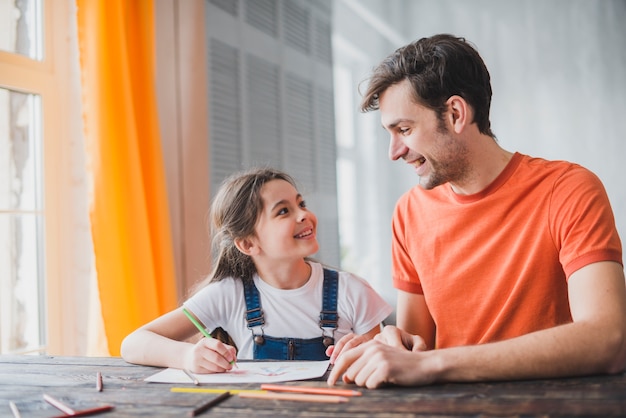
[121,168,392,373]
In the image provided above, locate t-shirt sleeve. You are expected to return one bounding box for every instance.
[340,272,393,335]
[183,279,240,333]
[550,165,622,277]
[391,193,424,294]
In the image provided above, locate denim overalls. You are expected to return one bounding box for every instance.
[243,268,339,360]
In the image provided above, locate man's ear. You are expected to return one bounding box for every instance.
[234,237,259,256]
[446,95,469,134]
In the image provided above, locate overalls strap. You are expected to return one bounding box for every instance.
[319,268,339,330]
[243,269,339,330]
[243,268,340,360]
[243,279,265,329]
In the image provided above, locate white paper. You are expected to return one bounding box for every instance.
[144,360,330,384]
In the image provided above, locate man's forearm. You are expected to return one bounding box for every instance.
[430,320,626,384]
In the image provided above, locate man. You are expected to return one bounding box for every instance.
[327,34,626,388]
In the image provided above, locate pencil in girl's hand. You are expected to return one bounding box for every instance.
[182,307,237,367]
[182,307,212,339]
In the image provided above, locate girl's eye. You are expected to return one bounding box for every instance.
[277,208,288,216]
[299,200,307,209]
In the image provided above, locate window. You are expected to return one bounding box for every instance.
[0,0,93,355]
[0,0,45,354]
[0,88,45,354]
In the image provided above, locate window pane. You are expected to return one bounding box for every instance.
[0,87,45,354]
[0,213,45,353]
[0,0,43,60]
[0,88,42,211]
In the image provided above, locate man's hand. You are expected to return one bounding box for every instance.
[374,325,428,352]
[326,338,434,388]
[327,326,430,388]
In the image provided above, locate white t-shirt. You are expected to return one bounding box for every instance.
[184,262,393,359]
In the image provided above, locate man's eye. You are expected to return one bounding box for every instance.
[399,128,410,134]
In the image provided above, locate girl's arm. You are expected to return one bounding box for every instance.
[120,307,237,373]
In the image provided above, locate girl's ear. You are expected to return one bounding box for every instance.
[234,237,259,256]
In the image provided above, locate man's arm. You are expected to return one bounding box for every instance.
[328,261,626,388]
[396,290,436,349]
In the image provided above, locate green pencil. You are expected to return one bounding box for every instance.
[182,307,236,366]
[182,307,212,339]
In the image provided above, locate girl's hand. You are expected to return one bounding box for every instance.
[327,324,383,364]
[183,337,237,373]
[326,332,373,364]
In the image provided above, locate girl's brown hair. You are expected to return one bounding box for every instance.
[193,167,297,293]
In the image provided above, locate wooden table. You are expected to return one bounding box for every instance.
[1,355,626,417]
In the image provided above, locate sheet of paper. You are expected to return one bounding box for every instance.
[144,360,330,384]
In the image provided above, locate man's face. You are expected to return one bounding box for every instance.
[378,79,469,190]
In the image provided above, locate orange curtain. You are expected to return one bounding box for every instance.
[76,0,178,355]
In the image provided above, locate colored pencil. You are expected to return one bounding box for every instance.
[182,307,212,339]
[182,307,236,367]
[189,391,232,416]
[261,383,362,397]
[49,405,114,418]
[239,392,349,403]
[44,393,114,417]
[44,393,76,415]
[172,387,267,394]
[96,371,103,391]
[183,369,200,385]
[9,401,21,418]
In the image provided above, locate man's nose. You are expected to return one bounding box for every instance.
[388,134,406,161]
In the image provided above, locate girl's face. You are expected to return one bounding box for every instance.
[250,179,319,261]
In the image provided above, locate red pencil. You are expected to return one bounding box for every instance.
[50,405,114,418]
[44,393,114,417]
[260,383,362,397]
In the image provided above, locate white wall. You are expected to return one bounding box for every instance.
[334,0,626,320]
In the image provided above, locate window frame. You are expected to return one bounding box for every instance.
[0,0,87,355]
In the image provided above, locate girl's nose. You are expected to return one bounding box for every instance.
[297,207,308,222]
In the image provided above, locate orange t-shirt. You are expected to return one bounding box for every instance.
[392,153,623,348]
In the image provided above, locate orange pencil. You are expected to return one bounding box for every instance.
[261,383,362,397]
[239,391,349,403]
